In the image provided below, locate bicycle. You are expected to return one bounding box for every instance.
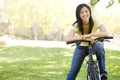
[66,36,113,80]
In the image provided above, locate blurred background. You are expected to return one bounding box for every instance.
[0,1,120,80]
[0,0,120,44]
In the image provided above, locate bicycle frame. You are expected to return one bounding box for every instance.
[66,36,113,80]
[87,42,101,80]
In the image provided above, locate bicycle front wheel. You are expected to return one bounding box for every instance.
[87,61,100,80]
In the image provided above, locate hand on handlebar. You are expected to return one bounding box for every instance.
[81,34,92,40]
[81,34,95,43]
[84,37,96,44]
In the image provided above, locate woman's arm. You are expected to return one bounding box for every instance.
[65,28,83,42]
[65,24,109,43]
[91,24,109,37]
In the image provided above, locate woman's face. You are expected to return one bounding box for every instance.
[79,7,90,23]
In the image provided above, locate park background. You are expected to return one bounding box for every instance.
[0,0,120,80]
[0,0,120,41]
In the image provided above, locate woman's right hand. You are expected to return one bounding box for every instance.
[81,34,92,40]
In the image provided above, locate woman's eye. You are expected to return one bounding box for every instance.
[85,10,88,13]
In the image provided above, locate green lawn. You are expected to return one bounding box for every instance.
[0,46,120,80]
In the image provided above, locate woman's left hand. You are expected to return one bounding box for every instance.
[85,37,95,44]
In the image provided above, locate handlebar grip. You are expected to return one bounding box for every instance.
[95,36,113,40]
[66,40,80,44]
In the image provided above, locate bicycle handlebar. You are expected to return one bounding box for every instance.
[66,36,113,44]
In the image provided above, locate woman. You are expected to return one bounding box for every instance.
[65,4,108,80]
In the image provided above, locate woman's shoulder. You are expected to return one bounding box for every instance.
[72,23,79,32]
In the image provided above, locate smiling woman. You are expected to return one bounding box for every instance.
[65,3,109,80]
[80,7,90,24]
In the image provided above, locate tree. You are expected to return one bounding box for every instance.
[0,0,74,40]
[90,0,120,8]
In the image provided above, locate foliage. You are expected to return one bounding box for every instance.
[0,0,120,40]
[0,0,74,40]
[106,0,114,8]
[0,46,120,80]
[90,0,120,8]
[90,0,99,7]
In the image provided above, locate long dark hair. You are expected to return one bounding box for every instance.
[73,4,94,35]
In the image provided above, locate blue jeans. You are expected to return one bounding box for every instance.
[66,42,107,80]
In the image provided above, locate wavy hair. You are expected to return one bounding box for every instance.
[73,4,94,35]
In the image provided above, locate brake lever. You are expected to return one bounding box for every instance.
[104,39,111,42]
[71,43,76,47]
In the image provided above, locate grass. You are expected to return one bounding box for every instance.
[0,46,120,80]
